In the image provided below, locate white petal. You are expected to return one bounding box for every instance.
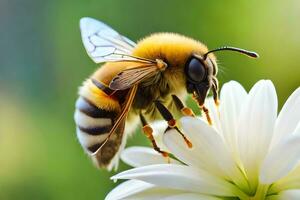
[294,122,300,136]
[271,87,300,148]
[151,120,169,151]
[219,81,247,159]
[266,190,300,200]
[105,180,154,200]
[164,117,247,188]
[151,120,168,136]
[121,146,180,167]
[237,80,277,185]
[162,193,222,200]
[269,165,300,194]
[260,133,300,184]
[105,180,183,200]
[111,164,237,196]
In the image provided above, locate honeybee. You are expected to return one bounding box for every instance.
[74,17,258,170]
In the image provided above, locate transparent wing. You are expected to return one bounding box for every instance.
[80,17,138,63]
[109,64,160,90]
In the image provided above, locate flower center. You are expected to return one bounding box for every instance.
[236,184,270,200]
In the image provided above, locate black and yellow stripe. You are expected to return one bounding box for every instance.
[75,79,119,155]
[75,100,116,153]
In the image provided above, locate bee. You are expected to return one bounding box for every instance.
[74,17,258,170]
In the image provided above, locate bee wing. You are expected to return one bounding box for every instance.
[80,17,138,63]
[109,64,160,90]
[91,85,138,158]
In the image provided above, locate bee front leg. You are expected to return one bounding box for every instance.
[154,100,193,148]
[192,94,213,125]
[172,94,214,126]
[139,114,170,161]
[171,94,195,117]
[212,77,220,107]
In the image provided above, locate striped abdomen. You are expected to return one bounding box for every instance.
[74,79,124,169]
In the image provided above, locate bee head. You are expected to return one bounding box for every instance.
[185,46,259,106]
[185,54,216,106]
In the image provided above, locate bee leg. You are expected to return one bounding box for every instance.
[171,94,195,117]
[201,105,212,125]
[154,101,193,148]
[192,94,213,125]
[212,77,220,106]
[140,114,170,161]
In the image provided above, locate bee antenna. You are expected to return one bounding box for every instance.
[203,46,259,60]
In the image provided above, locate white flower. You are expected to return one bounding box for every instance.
[105,80,300,200]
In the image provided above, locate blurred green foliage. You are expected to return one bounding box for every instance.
[0,0,299,199]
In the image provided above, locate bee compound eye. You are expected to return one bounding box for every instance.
[186,58,206,83]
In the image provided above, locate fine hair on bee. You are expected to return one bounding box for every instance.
[74,17,259,170]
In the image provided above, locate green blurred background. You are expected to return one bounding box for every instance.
[0,0,299,199]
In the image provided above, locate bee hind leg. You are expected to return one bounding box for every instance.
[154,100,193,148]
[139,114,170,161]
